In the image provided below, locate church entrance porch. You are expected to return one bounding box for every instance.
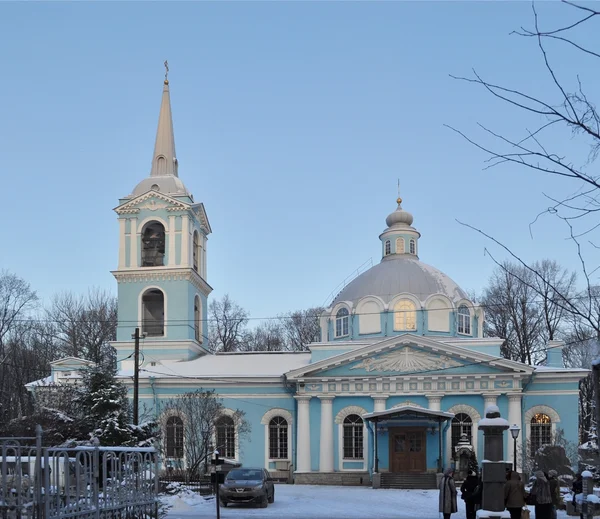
[363,404,455,489]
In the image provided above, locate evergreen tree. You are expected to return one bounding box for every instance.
[74,364,134,446]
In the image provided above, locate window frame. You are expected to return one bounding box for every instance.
[342,414,364,460]
[141,288,165,337]
[166,415,184,459]
[530,413,552,457]
[215,415,236,460]
[409,239,416,255]
[396,237,405,254]
[335,308,350,338]
[384,240,391,256]
[457,305,471,335]
[268,416,289,460]
[393,299,417,331]
[451,413,473,451]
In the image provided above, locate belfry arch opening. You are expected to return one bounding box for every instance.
[142,289,165,337]
[141,221,166,267]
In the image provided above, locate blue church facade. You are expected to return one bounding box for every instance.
[35,75,586,485]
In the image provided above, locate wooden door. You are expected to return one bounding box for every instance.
[389,428,426,472]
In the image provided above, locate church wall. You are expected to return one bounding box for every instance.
[521,392,578,450]
[331,396,373,471]
[310,348,355,363]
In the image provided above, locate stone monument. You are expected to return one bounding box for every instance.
[478,405,510,516]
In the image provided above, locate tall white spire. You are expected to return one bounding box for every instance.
[150,63,178,178]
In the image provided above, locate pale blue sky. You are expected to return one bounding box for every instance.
[1,1,599,321]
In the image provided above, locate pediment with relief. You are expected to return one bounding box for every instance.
[115,192,188,214]
[349,346,462,373]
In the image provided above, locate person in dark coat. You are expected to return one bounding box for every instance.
[530,471,553,519]
[548,470,560,519]
[504,470,526,519]
[461,471,479,519]
[572,473,584,519]
[439,468,458,519]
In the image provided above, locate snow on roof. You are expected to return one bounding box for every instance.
[123,352,312,379]
[25,376,53,388]
[533,366,589,373]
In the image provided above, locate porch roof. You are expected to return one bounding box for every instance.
[362,405,455,422]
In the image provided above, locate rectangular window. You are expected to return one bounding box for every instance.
[269,426,288,459]
[343,426,364,459]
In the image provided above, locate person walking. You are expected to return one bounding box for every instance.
[461,471,479,519]
[504,470,526,519]
[548,470,560,519]
[439,468,458,519]
[530,471,553,519]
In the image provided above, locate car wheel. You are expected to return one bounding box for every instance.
[268,490,274,504]
[260,493,268,508]
[220,500,228,508]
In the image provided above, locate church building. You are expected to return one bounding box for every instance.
[34,76,587,486]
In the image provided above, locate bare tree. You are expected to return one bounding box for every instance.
[241,320,286,352]
[161,390,250,476]
[281,307,324,351]
[208,295,249,352]
[0,271,39,421]
[46,289,117,364]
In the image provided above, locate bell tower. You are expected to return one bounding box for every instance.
[111,70,212,369]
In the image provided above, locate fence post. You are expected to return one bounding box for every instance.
[582,470,594,519]
[34,426,43,519]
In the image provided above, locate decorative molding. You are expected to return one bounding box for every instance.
[335,406,368,424]
[524,405,560,423]
[260,408,293,425]
[446,404,482,423]
[112,268,213,296]
[115,191,189,215]
[349,346,461,373]
[392,401,422,409]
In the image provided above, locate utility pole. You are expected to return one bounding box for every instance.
[132,327,141,426]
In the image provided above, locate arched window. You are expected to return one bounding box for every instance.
[393,300,417,331]
[194,296,202,342]
[166,416,184,458]
[458,305,471,335]
[141,221,166,267]
[335,308,350,338]
[216,416,236,459]
[269,416,288,459]
[384,240,391,256]
[343,414,364,459]
[451,413,473,451]
[530,413,552,456]
[142,289,164,336]
[396,237,405,254]
[409,239,416,255]
[193,231,199,272]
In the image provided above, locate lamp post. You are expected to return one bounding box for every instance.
[213,450,221,519]
[509,424,520,473]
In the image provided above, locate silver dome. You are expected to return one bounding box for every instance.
[333,255,467,305]
[131,175,190,198]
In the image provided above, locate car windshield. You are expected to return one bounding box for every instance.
[226,469,263,481]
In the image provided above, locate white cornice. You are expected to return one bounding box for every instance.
[111,267,213,296]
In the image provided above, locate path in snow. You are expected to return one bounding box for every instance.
[163,484,570,519]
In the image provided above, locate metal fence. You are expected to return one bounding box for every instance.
[1,427,158,519]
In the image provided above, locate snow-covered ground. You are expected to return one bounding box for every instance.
[163,484,571,519]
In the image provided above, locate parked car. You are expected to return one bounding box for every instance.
[219,468,274,508]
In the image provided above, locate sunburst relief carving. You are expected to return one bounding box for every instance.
[349,346,461,373]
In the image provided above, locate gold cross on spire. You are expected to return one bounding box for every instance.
[397,178,402,205]
[164,60,169,84]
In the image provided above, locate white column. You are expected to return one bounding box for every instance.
[295,396,312,472]
[202,235,207,279]
[508,393,523,471]
[426,394,442,411]
[130,218,138,268]
[372,395,388,412]
[118,218,126,268]
[168,215,176,266]
[181,216,190,267]
[319,396,334,472]
[483,393,498,410]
